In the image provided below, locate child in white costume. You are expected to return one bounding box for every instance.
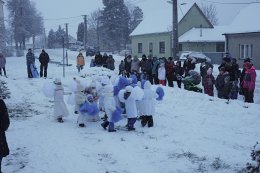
[100,78,118,132]
[74,83,87,127]
[53,78,70,123]
[140,81,158,127]
[84,82,100,122]
[119,85,143,131]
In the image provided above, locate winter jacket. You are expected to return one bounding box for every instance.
[119,62,125,72]
[152,60,160,75]
[124,58,132,73]
[0,53,6,68]
[203,74,215,96]
[54,84,69,118]
[215,72,231,99]
[242,66,256,91]
[174,66,184,81]
[26,52,35,64]
[165,61,175,78]
[131,58,140,73]
[142,81,158,115]
[106,57,115,70]
[0,99,10,157]
[229,63,239,81]
[77,54,85,66]
[39,52,50,65]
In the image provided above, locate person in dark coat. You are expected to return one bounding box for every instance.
[174,61,184,88]
[106,55,115,71]
[0,94,10,173]
[124,55,132,77]
[102,53,108,68]
[215,67,231,99]
[94,52,103,67]
[39,49,50,78]
[26,48,35,78]
[118,60,125,76]
[183,56,196,77]
[229,58,240,99]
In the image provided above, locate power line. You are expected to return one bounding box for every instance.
[200,0,260,5]
[43,15,82,21]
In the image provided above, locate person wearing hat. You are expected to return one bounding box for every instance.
[53,78,69,123]
[39,49,50,78]
[0,51,7,78]
[242,62,256,103]
[215,67,231,99]
[26,48,35,78]
[0,93,10,173]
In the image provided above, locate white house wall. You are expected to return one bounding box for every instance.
[131,32,172,58]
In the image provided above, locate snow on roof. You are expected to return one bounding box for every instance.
[130,0,193,36]
[223,3,260,34]
[179,26,226,43]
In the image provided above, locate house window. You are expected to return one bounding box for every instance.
[159,41,165,53]
[179,44,183,51]
[138,43,142,53]
[216,43,225,52]
[239,44,253,59]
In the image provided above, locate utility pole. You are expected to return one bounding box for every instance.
[65,23,69,49]
[172,0,178,58]
[82,15,87,52]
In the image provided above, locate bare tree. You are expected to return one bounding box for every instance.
[200,3,218,25]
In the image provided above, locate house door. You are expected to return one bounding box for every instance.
[149,42,153,56]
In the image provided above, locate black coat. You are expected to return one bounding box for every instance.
[0,99,10,157]
[39,52,50,65]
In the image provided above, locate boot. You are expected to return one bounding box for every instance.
[108,122,116,132]
[147,116,153,127]
[57,117,64,123]
[141,115,147,127]
[101,121,109,130]
[79,123,85,127]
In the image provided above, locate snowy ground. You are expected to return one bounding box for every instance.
[1,49,260,173]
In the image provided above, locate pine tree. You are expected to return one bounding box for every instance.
[47,29,55,49]
[101,0,130,51]
[55,25,66,47]
[77,22,84,42]
[129,6,143,33]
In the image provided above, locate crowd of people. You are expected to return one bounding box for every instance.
[89,52,256,103]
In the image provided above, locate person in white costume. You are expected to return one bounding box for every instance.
[140,81,158,127]
[100,78,117,132]
[53,78,70,123]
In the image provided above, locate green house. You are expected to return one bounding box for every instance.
[130,2,213,58]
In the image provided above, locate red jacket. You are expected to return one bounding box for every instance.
[243,66,256,91]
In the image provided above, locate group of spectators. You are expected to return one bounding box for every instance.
[90,52,115,71]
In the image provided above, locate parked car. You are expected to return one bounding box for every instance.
[179,51,211,63]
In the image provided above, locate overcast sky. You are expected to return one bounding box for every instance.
[3,0,256,38]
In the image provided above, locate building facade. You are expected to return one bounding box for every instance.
[130,3,213,58]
